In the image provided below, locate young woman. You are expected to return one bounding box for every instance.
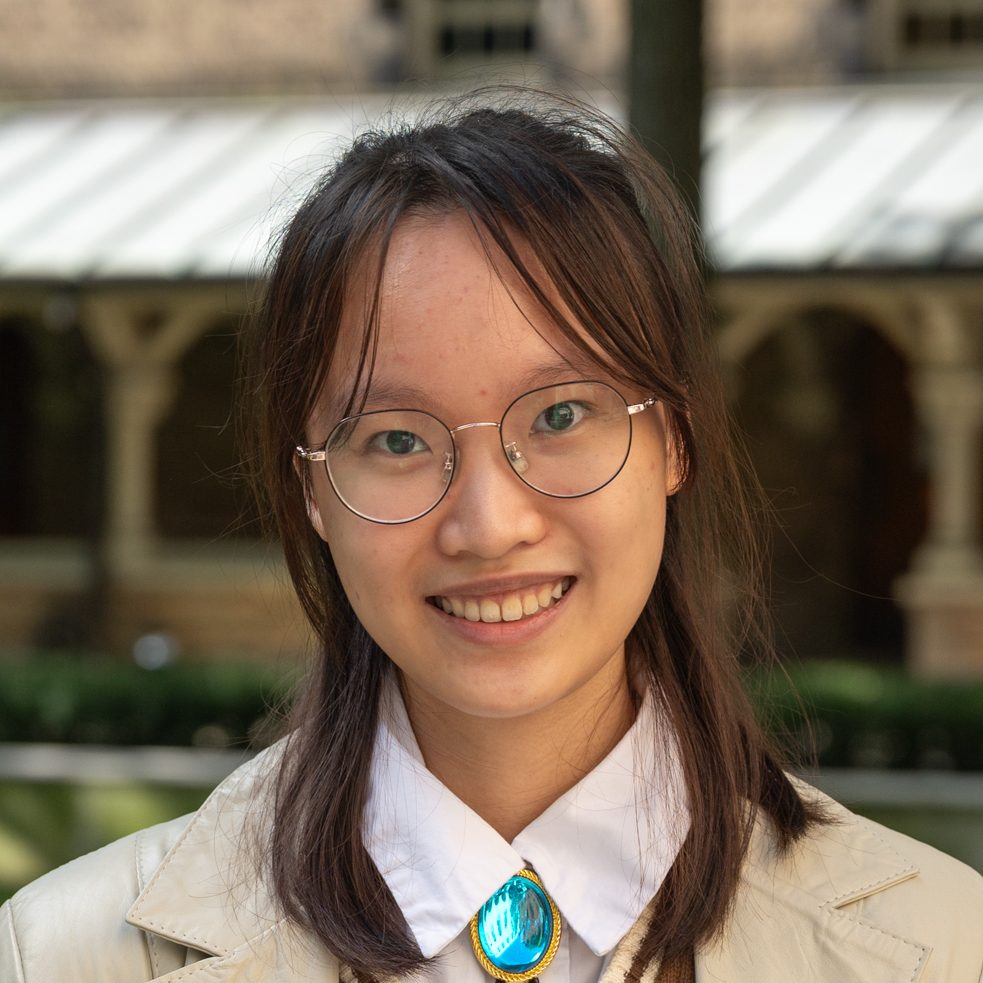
[2,92,981,983]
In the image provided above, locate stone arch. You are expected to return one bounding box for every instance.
[716,289,918,373]
[728,301,925,661]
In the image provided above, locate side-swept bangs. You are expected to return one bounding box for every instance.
[263,92,704,501]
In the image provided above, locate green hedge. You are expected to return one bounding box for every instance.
[1,656,982,768]
[753,661,983,771]
[0,656,294,748]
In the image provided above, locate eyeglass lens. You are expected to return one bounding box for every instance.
[323,382,633,523]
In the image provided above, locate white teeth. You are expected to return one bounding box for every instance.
[435,579,572,624]
[501,596,523,622]
[479,599,502,623]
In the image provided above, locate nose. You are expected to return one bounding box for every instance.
[434,427,548,559]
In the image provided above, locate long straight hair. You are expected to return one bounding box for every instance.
[243,90,822,980]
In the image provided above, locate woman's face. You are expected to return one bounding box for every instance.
[306,211,675,732]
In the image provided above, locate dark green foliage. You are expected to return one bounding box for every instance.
[753,661,983,772]
[2,656,982,767]
[0,656,294,748]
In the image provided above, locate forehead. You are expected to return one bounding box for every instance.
[321,211,602,420]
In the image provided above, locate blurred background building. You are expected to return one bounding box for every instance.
[1,0,982,674]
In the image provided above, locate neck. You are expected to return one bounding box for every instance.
[402,660,636,843]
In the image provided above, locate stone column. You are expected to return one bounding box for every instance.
[101,362,175,570]
[910,367,983,577]
[897,361,983,678]
[81,298,210,574]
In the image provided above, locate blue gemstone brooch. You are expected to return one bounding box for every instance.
[469,868,561,982]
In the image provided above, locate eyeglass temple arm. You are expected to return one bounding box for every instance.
[295,446,326,462]
[627,397,658,416]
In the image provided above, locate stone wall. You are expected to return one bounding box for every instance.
[0,0,392,97]
[706,0,865,85]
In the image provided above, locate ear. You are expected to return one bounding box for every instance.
[306,487,329,542]
[294,451,329,542]
[663,415,687,498]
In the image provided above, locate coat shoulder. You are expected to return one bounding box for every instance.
[777,785,983,980]
[0,813,194,983]
[852,809,983,902]
[701,785,983,982]
[793,787,983,905]
[832,807,983,979]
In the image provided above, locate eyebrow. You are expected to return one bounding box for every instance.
[351,380,434,413]
[334,353,602,421]
[513,353,600,392]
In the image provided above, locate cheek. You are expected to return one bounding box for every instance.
[580,477,667,582]
[316,464,429,622]
[602,457,669,581]
[330,536,378,605]
[326,521,416,620]
[624,439,669,514]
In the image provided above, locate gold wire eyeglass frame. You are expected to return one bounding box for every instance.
[295,380,658,525]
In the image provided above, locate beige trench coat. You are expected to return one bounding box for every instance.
[3,747,982,983]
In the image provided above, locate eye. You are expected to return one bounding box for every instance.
[531,401,586,434]
[368,430,430,455]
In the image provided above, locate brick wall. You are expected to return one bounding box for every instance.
[0,0,394,97]
[706,0,864,85]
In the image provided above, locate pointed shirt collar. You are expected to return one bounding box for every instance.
[122,729,935,983]
[362,684,691,961]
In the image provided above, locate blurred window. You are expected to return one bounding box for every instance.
[871,0,983,69]
[404,0,538,77]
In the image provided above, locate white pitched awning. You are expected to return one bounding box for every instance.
[702,86,983,269]
[0,99,386,281]
[1,85,981,282]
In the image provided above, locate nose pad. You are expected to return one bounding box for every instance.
[504,441,530,476]
[441,450,454,484]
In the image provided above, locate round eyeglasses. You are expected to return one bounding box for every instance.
[295,380,657,525]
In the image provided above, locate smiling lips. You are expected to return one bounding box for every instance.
[430,577,573,624]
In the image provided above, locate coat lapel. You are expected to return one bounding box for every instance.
[125,746,341,983]
[697,788,928,983]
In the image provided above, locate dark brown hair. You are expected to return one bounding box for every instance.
[244,89,822,980]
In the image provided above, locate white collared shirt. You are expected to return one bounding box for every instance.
[363,685,690,983]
